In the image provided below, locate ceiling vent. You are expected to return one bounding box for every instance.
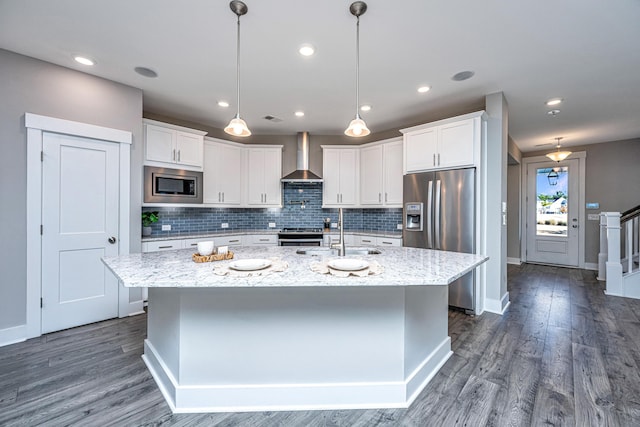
[263,115,283,123]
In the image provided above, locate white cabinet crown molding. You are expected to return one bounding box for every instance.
[399,110,486,135]
[143,118,207,136]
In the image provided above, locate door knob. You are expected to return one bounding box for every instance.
[108,236,117,244]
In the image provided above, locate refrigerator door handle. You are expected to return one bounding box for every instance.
[427,180,433,248]
[434,179,441,249]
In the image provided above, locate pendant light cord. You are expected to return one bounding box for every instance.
[355,15,360,120]
[235,14,241,119]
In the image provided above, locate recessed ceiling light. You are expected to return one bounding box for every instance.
[451,70,475,81]
[295,111,305,117]
[298,44,315,56]
[547,109,561,116]
[546,98,563,106]
[73,55,95,66]
[417,86,431,93]
[218,101,230,108]
[360,105,371,112]
[134,66,158,78]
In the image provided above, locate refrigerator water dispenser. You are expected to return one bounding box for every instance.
[404,202,423,231]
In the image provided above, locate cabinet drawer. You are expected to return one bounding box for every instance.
[376,237,402,247]
[215,235,244,246]
[182,238,204,250]
[248,235,278,245]
[143,240,183,252]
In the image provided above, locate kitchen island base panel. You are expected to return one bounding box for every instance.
[144,285,451,413]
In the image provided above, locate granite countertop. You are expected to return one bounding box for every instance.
[103,246,488,289]
[142,229,402,242]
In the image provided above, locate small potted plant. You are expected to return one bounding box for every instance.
[142,211,159,237]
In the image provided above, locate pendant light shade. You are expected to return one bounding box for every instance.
[546,137,571,162]
[225,1,251,137]
[345,2,370,137]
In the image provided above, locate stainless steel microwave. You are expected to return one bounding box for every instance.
[144,166,203,204]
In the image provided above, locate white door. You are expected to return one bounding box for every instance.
[41,132,120,333]
[525,158,580,266]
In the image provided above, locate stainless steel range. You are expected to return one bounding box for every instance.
[277,228,323,246]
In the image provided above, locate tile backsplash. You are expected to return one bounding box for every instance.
[142,183,402,237]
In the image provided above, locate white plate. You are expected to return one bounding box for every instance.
[229,259,272,271]
[328,258,369,272]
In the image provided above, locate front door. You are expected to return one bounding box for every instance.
[525,158,580,266]
[41,132,120,333]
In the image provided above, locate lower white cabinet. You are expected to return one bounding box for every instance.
[245,234,278,246]
[142,240,183,252]
[214,235,245,247]
[375,236,402,247]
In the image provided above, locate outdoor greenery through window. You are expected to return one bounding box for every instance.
[536,166,568,236]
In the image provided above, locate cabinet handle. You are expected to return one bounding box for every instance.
[189,243,198,246]
[229,239,240,243]
[173,149,176,161]
[382,241,393,245]
[177,150,181,162]
[259,238,269,242]
[379,193,381,203]
[437,153,440,166]
[433,153,436,166]
[362,239,372,243]
[222,192,225,202]
[218,192,221,202]
[159,245,173,249]
[385,193,388,203]
[337,194,340,203]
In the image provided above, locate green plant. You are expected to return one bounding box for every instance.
[142,211,159,227]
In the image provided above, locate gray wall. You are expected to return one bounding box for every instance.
[524,138,640,265]
[0,49,143,331]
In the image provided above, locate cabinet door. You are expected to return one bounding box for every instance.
[404,128,437,173]
[176,131,203,167]
[323,149,341,206]
[263,148,282,206]
[145,124,175,164]
[360,145,383,205]
[338,149,358,205]
[438,119,474,168]
[383,141,403,206]
[246,149,265,205]
[203,141,243,205]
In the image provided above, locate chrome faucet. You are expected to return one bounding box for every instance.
[331,208,346,256]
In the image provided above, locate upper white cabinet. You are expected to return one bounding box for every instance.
[203,138,244,206]
[322,147,359,207]
[246,146,282,207]
[360,138,403,207]
[144,119,207,170]
[401,111,484,174]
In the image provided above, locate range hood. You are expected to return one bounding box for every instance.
[281,132,323,182]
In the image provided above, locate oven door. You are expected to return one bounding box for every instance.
[278,239,322,246]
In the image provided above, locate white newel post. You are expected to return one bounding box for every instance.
[598,212,608,281]
[604,212,623,296]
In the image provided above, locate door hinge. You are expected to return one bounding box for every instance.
[40,298,43,308]
[40,225,43,235]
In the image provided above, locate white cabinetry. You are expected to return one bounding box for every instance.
[401,111,484,173]
[246,146,282,207]
[322,147,359,207]
[203,138,244,206]
[144,119,206,170]
[142,240,184,252]
[215,235,244,247]
[360,138,403,207]
[245,234,278,246]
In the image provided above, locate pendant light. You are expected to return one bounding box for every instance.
[546,137,571,162]
[344,2,370,137]
[224,1,251,137]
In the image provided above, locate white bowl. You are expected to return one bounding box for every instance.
[197,241,214,256]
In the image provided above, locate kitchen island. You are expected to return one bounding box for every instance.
[103,246,487,413]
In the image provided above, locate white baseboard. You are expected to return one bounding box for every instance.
[507,257,522,265]
[0,324,26,348]
[484,292,510,315]
[584,262,598,271]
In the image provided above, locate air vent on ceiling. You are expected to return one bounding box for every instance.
[263,115,283,123]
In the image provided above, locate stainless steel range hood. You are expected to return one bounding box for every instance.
[281,132,323,182]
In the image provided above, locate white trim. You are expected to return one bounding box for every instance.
[484,292,511,314]
[0,324,27,347]
[143,337,452,413]
[507,257,522,265]
[584,262,599,271]
[25,113,133,339]
[520,152,587,269]
[26,113,132,144]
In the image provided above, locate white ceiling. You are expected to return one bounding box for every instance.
[1,0,639,152]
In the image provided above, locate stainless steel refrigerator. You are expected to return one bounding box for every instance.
[403,168,476,313]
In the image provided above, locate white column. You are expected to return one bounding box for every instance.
[604,212,623,296]
[597,212,608,281]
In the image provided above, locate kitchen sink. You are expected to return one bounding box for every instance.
[296,247,381,256]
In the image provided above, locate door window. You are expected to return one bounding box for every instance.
[535,166,568,236]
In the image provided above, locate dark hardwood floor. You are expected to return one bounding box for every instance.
[2,264,640,426]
